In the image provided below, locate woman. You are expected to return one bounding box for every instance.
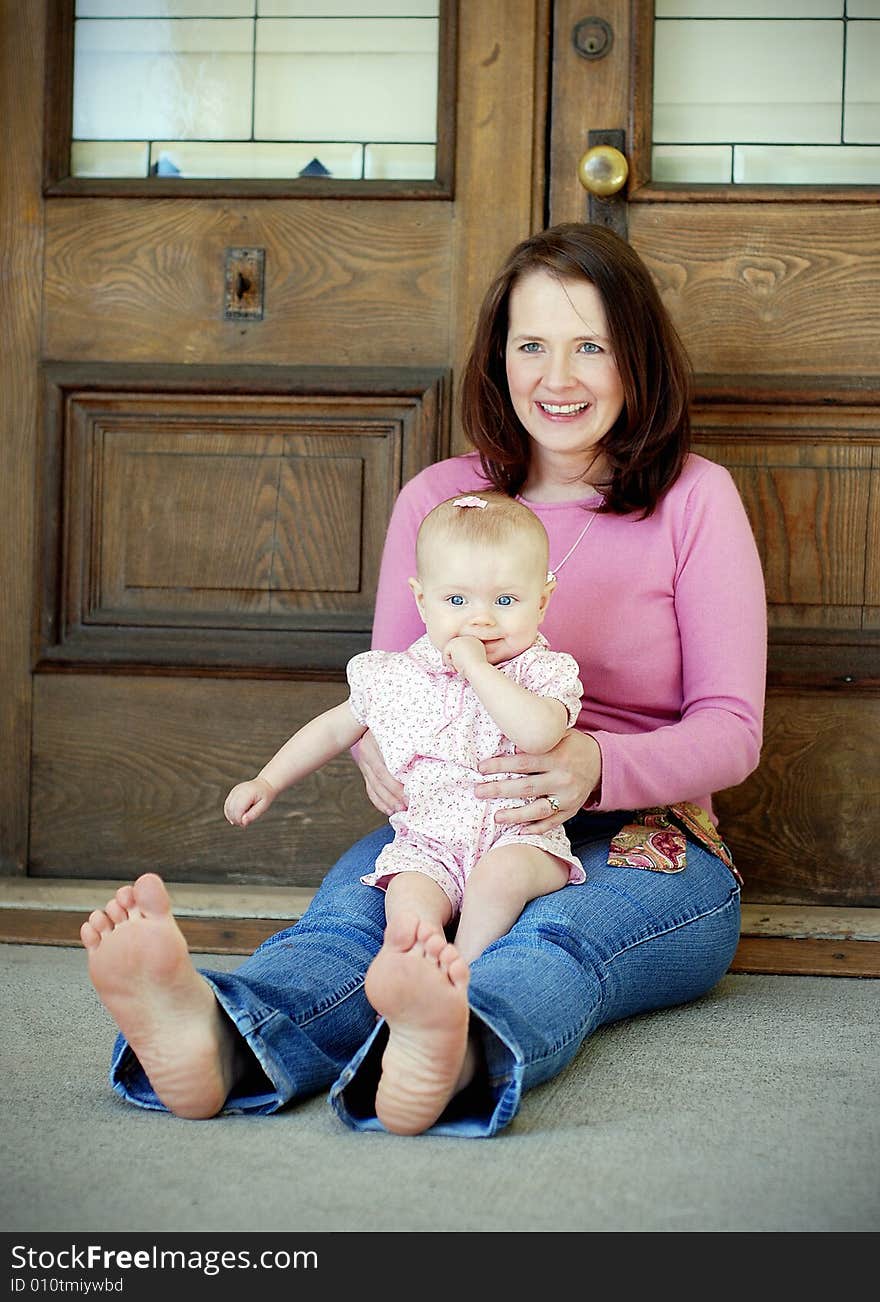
[81,223,767,1137]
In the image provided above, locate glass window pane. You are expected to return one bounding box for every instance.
[149,139,364,177]
[845,22,880,143]
[254,18,438,143]
[258,1,438,13]
[652,7,880,184]
[69,5,442,182]
[734,144,880,184]
[654,20,841,144]
[364,142,436,179]
[76,2,255,15]
[71,140,151,177]
[72,19,254,140]
[656,2,841,14]
[652,143,732,182]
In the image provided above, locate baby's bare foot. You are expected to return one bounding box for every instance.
[364,915,470,1135]
[81,873,239,1119]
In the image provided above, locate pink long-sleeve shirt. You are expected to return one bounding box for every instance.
[371,452,767,822]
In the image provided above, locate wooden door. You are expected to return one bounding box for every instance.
[1,1,550,893]
[5,1,877,917]
[550,0,880,906]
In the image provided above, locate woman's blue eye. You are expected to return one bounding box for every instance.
[521,342,541,353]
[448,594,465,606]
[497,595,514,606]
[578,341,600,354]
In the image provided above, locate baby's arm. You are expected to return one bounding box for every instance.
[445,637,569,754]
[224,701,367,828]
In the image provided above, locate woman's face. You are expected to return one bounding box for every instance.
[505,269,625,482]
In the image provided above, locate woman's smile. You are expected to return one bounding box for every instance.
[535,400,592,418]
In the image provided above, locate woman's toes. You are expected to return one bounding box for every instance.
[115,884,136,912]
[105,899,127,926]
[87,909,112,936]
[131,872,173,917]
[80,921,100,949]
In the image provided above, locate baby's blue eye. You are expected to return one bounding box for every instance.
[448,594,465,606]
[497,595,514,606]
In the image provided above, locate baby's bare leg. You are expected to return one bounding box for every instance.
[382,870,454,934]
[452,844,570,965]
[80,874,247,1119]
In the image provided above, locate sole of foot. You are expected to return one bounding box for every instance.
[364,915,471,1135]
[81,873,236,1120]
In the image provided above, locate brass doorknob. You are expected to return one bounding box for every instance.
[577,145,629,197]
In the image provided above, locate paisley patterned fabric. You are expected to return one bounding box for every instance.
[608,801,742,885]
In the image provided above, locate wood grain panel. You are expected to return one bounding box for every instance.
[0,3,44,873]
[29,674,385,884]
[38,365,448,670]
[867,445,880,608]
[629,205,880,378]
[94,428,380,618]
[449,0,549,444]
[43,199,451,366]
[728,938,880,978]
[696,436,875,617]
[274,452,362,593]
[111,443,280,600]
[740,459,868,609]
[715,692,880,906]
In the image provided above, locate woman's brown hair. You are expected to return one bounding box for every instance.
[459,223,692,516]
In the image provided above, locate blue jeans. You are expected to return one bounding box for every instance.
[109,811,741,1136]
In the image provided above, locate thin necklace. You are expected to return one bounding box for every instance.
[547,511,599,581]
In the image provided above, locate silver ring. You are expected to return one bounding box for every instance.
[546,795,561,815]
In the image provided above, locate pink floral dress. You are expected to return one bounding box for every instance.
[348,633,585,912]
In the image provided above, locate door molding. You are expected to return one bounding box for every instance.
[37,363,450,674]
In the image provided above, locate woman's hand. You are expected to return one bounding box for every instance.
[356,728,406,816]
[475,730,602,832]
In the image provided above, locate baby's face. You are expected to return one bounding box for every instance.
[410,535,553,665]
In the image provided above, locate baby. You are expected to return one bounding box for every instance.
[224,492,585,967]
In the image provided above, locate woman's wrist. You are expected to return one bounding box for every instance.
[580,733,603,808]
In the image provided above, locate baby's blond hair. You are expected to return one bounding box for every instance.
[415,492,549,577]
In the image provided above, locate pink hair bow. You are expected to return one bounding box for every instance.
[452,495,488,509]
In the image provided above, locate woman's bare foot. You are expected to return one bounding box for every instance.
[364,915,471,1135]
[81,873,241,1119]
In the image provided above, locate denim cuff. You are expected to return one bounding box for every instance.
[107,971,330,1117]
[328,999,524,1138]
